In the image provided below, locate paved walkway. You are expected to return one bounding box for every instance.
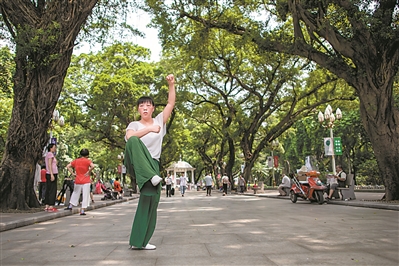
[1,190,398,265]
[1,190,395,232]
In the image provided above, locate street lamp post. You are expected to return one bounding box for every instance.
[318,105,342,174]
[117,152,125,185]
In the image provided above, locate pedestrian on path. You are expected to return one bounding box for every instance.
[124,74,175,250]
[180,174,188,197]
[165,174,173,197]
[204,173,213,196]
[238,175,245,194]
[222,175,230,196]
[44,143,58,212]
[65,149,95,215]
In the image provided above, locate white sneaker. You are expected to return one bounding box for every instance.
[151,175,162,186]
[143,243,156,250]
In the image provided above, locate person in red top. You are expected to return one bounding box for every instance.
[65,149,95,215]
[38,165,47,204]
[113,177,123,199]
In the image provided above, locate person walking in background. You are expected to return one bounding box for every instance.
[122,164,127,183]
[180,174,188,197]
[44,143,58,212]
[221,174,230,196]
[238,175,246,194]
[124,74,175,250]
[204,173,213,196]
[65,148,95,215]
[165,174,172,197]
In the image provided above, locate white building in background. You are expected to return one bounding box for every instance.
[165,159,196,190]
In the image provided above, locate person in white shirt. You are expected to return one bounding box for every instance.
[221,175,230,196]
[165,174,173,197]
[326,165,347,200]
[204,173,213,196]
[124,74,175,250]
[238,175,246,194]
[180,174,188,197]
[278,174,291,196]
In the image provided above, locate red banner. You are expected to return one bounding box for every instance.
[274,156,278,168]
[117,165,122,174]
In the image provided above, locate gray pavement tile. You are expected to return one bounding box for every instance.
[154,255,277,266]
[206,240,310,257]
[160,233,242,245]
[267,251,399,265]
[149,243,210,257]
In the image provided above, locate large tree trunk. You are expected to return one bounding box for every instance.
[0,0,97,210]
[0,50,72,210]
[357,80,399,200]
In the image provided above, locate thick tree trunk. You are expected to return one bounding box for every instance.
[225,138,235,188]
[0,50,73,210]
[242,159,255,184]
[357,81,399,201]
[0,0,98,210]
[0,153,40,209]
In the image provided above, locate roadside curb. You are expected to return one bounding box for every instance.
[324,199,399,211]
[239,192,399,211]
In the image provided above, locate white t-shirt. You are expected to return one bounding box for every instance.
[180,176,188,186]
[204,175,213,186]
[165,177,172,185]
[281,175,291,188]
[125,112,166,160]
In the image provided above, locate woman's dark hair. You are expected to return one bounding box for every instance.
[80,148,89,157]
[137,96,155,107]
[47,143,56,151]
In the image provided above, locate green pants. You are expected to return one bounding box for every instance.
[124,136,161,248]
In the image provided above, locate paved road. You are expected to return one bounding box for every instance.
[1,191,398,265]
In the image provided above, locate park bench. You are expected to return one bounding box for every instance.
[336,174,356,200]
